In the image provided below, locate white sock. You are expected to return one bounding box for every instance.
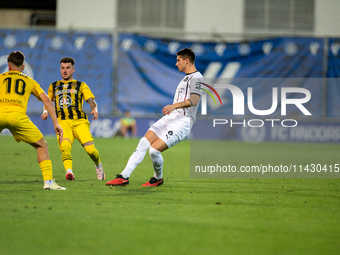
[121,137,150,178]
[66,169,73,174]
[44,179,53,185]
[149,147,163,179]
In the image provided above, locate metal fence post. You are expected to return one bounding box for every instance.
[322,37,329,118]
[112,28,119,115]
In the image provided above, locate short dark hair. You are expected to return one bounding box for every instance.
[60,57,75,65]
[177,48,195,63]
[7,51,25,67]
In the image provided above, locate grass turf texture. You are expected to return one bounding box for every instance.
[0,135,339,255]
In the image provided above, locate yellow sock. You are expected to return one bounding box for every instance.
[61,140,72,172]
[63,160,73,172]
[39,159,53,181]
[84,144,101,166]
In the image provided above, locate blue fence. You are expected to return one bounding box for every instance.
[0,29,340,119]
[0,29,112,114]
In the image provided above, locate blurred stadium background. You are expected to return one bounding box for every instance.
[0,0,339,142]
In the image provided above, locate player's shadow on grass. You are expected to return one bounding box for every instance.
[0,180,39,192]
[104,186,163,196]
[0,180,39,185]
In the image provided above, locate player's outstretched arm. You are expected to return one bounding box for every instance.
[162,94,200,115]
[86,97,99,120]
[38,92,63,141]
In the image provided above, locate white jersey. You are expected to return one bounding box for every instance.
[170,71,203,123]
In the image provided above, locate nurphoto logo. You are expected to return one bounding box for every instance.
[199,83,312,128]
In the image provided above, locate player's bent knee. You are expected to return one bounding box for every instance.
[31,137,48,149]
[84,144,96,155]
[149,147,164,167]
[149,146,163,159]
[44,139,48,149]
[149,147,159,157]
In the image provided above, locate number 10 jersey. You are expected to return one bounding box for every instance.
[0,71,44,113]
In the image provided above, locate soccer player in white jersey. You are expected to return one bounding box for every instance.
[106,48,203,187]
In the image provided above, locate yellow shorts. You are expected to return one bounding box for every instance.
[58,119,93,146]
[0,112,43,143]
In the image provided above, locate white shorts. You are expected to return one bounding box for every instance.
[149,115,191,148]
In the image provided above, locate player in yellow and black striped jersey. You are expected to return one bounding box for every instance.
[49,80,92,121]
[41,57,105,181]
[0,51,65,190]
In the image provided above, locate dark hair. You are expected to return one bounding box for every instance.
[60,57,75,65]
[7,51,25,67]
[177,48,195,63]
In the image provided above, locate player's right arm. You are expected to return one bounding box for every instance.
[38,92,63,142]
[162,94,201,115]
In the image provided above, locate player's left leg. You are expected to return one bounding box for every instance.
[83,141,101,167]
[149,146,164,179]
[106,133,153,186]
[139,123,169,187]
[7,112,65,190]
[30,138,65,190]
[84,142,105,180]
[74,120,104,180]
[141,140,166,187]
[142,117,190,187]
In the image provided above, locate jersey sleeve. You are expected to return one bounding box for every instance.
[31,79,45,98]
[190,75,204,96]
[81,82,95,101]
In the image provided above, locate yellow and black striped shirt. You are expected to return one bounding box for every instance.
[47,79,94,121]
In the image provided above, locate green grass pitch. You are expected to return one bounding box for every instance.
[0,135,339,255]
